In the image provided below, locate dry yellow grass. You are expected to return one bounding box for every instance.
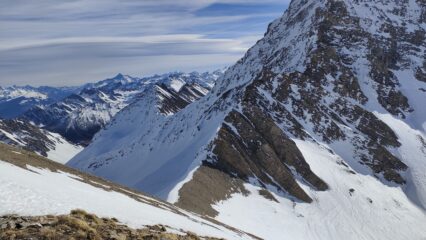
[0,210,224,240]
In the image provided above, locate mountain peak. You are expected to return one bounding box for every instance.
[114,73,124,78]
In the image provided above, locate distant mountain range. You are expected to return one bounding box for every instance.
[0,85,78,119]
[0,70,223,162]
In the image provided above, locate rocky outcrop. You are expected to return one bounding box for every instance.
[176,0,424,213]
[416,63,426,83]
[211,107,328,203]
[157,83,210,116]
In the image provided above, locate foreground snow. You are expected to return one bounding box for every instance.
[214,139,426,240]
[0,160,253,240]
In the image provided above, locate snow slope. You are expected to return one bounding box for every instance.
[70,83,226,200]
[214,139,426,240]
[374,112,426,211]
[68,0,326,200]
[0,147,254,240]
[46,132,83,164]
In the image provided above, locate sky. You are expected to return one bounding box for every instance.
[0,0,290,87]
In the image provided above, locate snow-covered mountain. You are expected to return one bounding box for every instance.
[0,143,255,240]
[22,71,223,145]
[0,86,77,119]
[69,0,426,239]
[0,119,82,163]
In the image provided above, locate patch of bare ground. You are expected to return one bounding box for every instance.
[258,190,278,203]
[176,165,249,217]
[0,209,223,240]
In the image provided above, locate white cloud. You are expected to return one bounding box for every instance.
[0,0,289,86]
[0,35,250,51]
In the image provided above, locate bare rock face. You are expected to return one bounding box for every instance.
[416,62,426,82]
[210,106,328,204]
[417,0,426,23]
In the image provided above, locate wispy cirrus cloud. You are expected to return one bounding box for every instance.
[0,0,290,86]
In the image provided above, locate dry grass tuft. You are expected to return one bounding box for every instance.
[0,210,223,240]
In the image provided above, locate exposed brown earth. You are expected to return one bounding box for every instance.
[176,165,249,217]
[212,108,327,203]
[257,190,278,203]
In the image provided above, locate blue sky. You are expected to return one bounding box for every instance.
[0,0,290,86]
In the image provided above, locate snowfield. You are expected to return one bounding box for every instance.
[46,132,83,164]
[214,139,426,240]
[0,160,254,240]
[374,112,426,210]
